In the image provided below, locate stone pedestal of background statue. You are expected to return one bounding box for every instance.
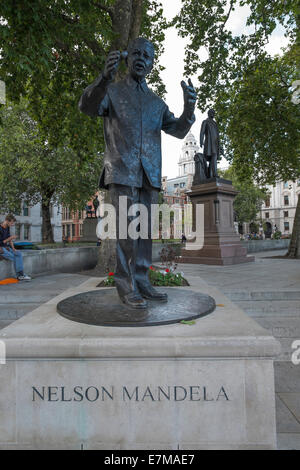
[180,178,254,265]
[81,217,98,242]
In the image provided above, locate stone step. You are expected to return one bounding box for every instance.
[0,303,40,320]
[254,317,300,339]
[0,293,52,303]
[225,291,300,301]
[0,319,14,330]
[228,300,300,315]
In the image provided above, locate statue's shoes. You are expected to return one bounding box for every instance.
[138,284,168,302]
[121,292,148,310]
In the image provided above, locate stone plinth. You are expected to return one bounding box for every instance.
[0,277,280,450]
[180,178,254,265]
[81,218,98,242]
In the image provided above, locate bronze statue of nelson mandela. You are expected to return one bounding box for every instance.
[79,37,196,310]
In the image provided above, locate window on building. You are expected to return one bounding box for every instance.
[297,179,300,186]
[15,224,21,239]
[283,182,289,189]
[174,184,179,188]
[23,202,29,217]
[14,204,21,216]
[284,195,289,206]
[265,196,270,208]
[79,224,83,237]
[284,211,289,218]
[66,224,71,237]
[265,212,269,219]
[72,224,75,237]
[180,182,185,188]
[24,225,30,240]
[284,222,290,231]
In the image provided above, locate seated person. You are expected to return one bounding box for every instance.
[0,214,31,281]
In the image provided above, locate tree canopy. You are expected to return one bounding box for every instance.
[173,0,299,184]
[174,0,299,257]
[219,166,267,225]
[0,100,103,241]
[0,0,168,241]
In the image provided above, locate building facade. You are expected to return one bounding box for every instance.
[160,132,200,238]
[259,180,300,236]
[162,131,198,198]
[61,207,84,242]
[0,201,62,243]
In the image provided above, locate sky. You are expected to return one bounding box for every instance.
[159,0,290,179]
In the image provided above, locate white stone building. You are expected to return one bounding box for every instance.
[162,131,198,197]
[178,131,199,177]
[0,201,62,243]
[259,180,300,235]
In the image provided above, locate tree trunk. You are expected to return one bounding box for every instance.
[128,0,144,42]
[111,0,134,51]
[287,193,300,258]
[111,0,144,50]
[94,0,144,274]
[41,197,54,244]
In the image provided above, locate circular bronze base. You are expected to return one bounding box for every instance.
[56,288,216,327]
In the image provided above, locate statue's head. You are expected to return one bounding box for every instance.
[126,38,155,80]
[208,109,215,118]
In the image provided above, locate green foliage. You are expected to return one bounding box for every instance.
[219,167,266,224]
[102,267,188,287]
[175,0,300,257]
[173,0,298,109]
[149,268,185,286]
[273,230,282,240]
[218,53,300,185]
[0,100,102,213]
[0,1,167,144]
[0,0,168,240]
[173,0,299,185]
[103,272,116,287]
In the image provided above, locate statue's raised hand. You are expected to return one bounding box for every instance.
[181,78,197,116]
[103,51,121,81]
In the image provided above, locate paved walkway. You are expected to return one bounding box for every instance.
[178,250,300,450]
[0,249,299,449]
[0,273,88,329]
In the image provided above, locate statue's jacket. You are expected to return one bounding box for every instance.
[79,74,195,189]
[200,118,220,158]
